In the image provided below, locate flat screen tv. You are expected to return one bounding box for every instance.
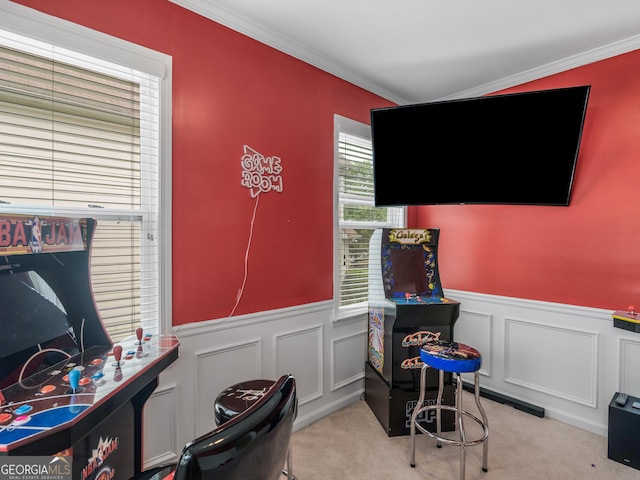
[371,85,590,206]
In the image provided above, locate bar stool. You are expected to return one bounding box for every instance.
[410,340,489,480]
[215,378,297,480]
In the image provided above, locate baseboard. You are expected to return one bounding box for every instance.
[462,381,545,418]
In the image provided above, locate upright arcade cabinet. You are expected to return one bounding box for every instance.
[365,228,459,436]
[0,215,179,480]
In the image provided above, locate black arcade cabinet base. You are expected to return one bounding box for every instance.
[365,361,454,437]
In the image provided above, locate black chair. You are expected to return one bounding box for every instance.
[131,374,297,480]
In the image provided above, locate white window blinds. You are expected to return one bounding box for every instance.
[0,31,160,341]
[336,116,404,315]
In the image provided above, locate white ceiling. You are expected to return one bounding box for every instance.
[170,0,640,104]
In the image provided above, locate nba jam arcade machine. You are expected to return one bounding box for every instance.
[0,215,179,480]
[365,228,459,436]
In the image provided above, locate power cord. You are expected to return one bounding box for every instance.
[229,193,260,317]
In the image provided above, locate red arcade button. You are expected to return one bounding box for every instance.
[0,412,11,424]
[40,384,56,394]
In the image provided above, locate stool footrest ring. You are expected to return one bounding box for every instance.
[413,405,489,448]
[409,354,489,480]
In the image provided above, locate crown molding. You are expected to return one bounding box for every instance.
[174,1,640,104]
[445,34,640,100]
[168,0,408,103]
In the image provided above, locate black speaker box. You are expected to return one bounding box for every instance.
[608,392,640,470]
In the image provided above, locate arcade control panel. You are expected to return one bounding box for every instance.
[0,329,179,453]
[612,305,640,333]
[396,293,455,305]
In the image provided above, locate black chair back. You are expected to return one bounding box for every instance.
[173,374,297,480]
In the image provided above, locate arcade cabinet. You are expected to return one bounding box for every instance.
[0,215,179,480]
[365,228,459,436]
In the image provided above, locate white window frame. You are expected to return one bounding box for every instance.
[334,114,405,322]
[0,2,173,335]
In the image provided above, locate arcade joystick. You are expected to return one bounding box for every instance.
[629,305,636,316]
[135,327,144,345]
[69,368,80,390]
[405,292,411,303]
[66,368,84,394]
[112,345,124,367]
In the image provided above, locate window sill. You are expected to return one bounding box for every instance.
[333,303,368,323]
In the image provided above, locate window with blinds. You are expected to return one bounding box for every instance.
[335,115,404,317]
[0,30,160,342]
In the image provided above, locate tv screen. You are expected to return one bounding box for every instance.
[371,85,590,206]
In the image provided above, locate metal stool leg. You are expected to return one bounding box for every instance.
[410,363,428,467]
[456,373,466,480]
[281,444,296,479]
[436,369,444,448]
[473,370,489,472]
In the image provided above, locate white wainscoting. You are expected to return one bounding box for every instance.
[143,300,366,465]
[619,336,640,395]
[142,291,638,466]
[504,318,598,407]
[274,324,324,405]
[448,289,637,436]
[142,382,179,468]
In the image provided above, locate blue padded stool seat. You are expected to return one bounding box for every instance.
[420,340,482,373]
[410,340,489,480]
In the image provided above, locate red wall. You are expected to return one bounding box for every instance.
[12,1,640,317]
[411,50,640,311]
[12,0,393,324]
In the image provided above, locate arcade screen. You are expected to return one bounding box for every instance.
[389,248,428,295]
[0,271,80,388]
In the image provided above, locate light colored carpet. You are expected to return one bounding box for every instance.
[290,391,640,479]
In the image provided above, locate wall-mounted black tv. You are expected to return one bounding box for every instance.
[371,85,590,206]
